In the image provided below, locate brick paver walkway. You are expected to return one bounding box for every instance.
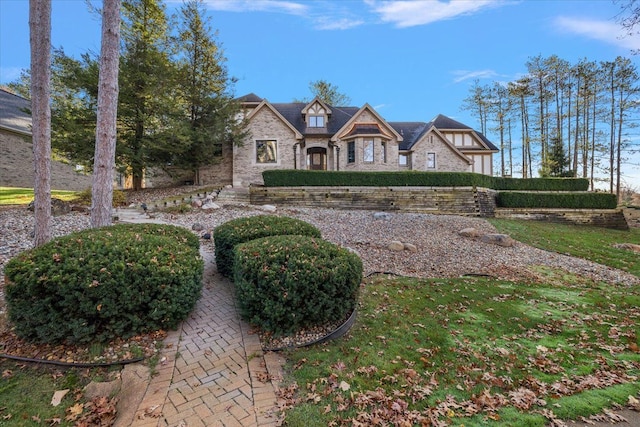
[117,209,285,427]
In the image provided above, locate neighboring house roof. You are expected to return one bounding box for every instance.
[0,88,32,136]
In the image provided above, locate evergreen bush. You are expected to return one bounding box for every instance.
[213,215,321,277]
[4,224,203,344]
[233,235,362,336]
[262,169,588,191]
[496,192,618,209]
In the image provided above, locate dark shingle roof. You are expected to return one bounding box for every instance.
[243,95,497,151]
[271,103,359,136]
[0,88,31,136]
[236,93,263,103]
[389,122,430,151]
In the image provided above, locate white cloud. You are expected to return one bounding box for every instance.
[368,0,503,28]
[554,16,640,51]
[451,69,498,83]
[200,0,308,15]
[314,17,365,31]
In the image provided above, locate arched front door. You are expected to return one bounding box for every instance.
[307,147,327,171]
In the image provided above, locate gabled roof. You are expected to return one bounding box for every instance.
[0,88,31,136]
[301,96,332,116]
[247,100,304,140]
[236,94,497,152]
[431,114,498,151]
[332,103,403,142]
[389,122,430,151]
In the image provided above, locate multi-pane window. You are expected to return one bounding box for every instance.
[363,139,374,163]
[347,141,355,163]
[309,115,324,127]
[399,153,409,167]
[427,152,436,169]
[256,140,277,163]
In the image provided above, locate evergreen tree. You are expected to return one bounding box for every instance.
[295,80,352,106]
[172,0,246,185]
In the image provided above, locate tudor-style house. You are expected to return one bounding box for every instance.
[231,93,498,187]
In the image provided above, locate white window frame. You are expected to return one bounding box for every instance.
[399,153,409,167]
[255,140,278,164]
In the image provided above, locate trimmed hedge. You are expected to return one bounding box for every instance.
[262,169,589,191]
[496,192,618,209]
[491,177,589,191]
[233,235,362,336]
[213,215,322,278]
[4,224,203,344]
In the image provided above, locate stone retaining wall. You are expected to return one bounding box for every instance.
[249,186,498,217]
[250,186,630,229]
[494,208,629,230]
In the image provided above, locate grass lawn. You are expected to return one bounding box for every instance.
[283,220,640,426]
[0,187,80,206]
[489,219,640,277]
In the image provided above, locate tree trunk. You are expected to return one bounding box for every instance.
[91,0,121,228]
[30,0,52,247]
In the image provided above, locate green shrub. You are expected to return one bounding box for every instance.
[492,177,589,191]
[262,170,493,187]
[213,215,322,277]
[262,170,588,191]
[4,224,203,344]
[72,188,127,207]
[233,235,362,336]
[496,192,618,209]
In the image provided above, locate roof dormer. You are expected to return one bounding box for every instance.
[302,97,332,130]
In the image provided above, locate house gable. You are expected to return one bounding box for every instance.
[247,100,303,140]
[332,104,402,143]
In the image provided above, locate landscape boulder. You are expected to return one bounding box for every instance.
[458,227,481,238]
[388,241,405,251]
[480,233,515,247]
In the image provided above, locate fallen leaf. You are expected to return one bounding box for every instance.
[339,381,350,391]
[51,389,69,407]
[1,370,12,379]
[65,403,83,421]
[629,395,640,411]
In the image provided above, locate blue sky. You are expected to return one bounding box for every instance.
[1,0,639,187]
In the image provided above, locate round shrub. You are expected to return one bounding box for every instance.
[233,235,362,336]
[4,223,203,345]
[213,215,321,277]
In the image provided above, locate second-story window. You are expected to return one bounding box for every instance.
[309,115,324,127]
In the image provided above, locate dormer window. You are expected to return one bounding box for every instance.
[302,98,331,130]
[309,115,324,127]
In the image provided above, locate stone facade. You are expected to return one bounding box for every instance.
[233,94,499,187]
[233,106,300,187]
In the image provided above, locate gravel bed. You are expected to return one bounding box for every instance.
[2,203,638,301]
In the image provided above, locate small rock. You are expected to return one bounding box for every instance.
[388,240,405,251]
[480,233,515,247]
[201,202,221,210]
[613,243,640,253]
[404,243,418,252]
[192,223,204,231]
[258,204,277,212]
[459,228,481,238]
[202,232,212,240]
[373,212,392,220]
[191,199,203,208]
